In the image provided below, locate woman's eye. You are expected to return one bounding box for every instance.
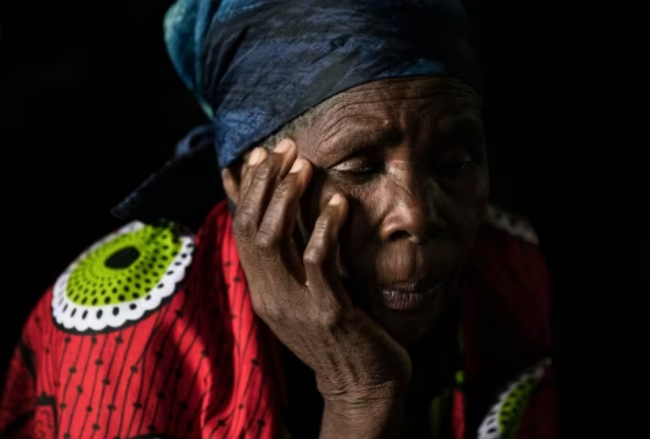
[345,166,376,175]
[332,161,381,180]
[434,155,475,178]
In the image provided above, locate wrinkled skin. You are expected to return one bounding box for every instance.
[222,75,488,438]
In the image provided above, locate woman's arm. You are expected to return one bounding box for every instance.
[224,140,413,438]
[319,391,406,439]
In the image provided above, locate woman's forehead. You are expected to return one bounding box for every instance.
[316,76,479,122]
[297,103,481,163]
[309,76,481,143]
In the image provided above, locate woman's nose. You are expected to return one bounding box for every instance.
[378,177,447,244]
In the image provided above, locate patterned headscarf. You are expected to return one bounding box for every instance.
[164,0,478,169]
[114,0,478,227]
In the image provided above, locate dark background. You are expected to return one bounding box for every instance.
[0,0,646,437]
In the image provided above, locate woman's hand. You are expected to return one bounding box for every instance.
[224,139,412,437]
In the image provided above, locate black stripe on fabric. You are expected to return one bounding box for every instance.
[120,316,164,439]
[78,335,109,439]
[147,391,163,435]
[150,304,197,431]
[44,326,56,393]
[228,321,258,432]
[148,301,198,434]
[192,369,215,419]
[253,389,273,439]
[136,305,184,434]
[160,301,199,390]
[165,326,202,432]
[128,305,169,437]
[59,337,84,429]
[152,321,189,434]
[91,331,122,439]
[65,337,96,436]
[102,328,137,439]
[17,338,36,380]
[58,336,70,381]
[170,354,206,436]
[199,370,231,437]
[206,410,233,439]
[218,265,251,439]
[244,352,269,435]
[235,265,247,359]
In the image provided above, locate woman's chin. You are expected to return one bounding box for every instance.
[366,290,453,346]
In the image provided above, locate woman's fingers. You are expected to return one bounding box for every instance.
[256,157,313,268]
[239,147,264,201]
[303,194,353,310]
[233,140,297,245]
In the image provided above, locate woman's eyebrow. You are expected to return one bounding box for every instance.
[433,115,483,141]
[320,124,401,157]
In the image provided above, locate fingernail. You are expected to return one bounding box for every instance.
[274,139,293,154]
[289,158,304,174]
[248,148,264,166]
[328,194,342,206]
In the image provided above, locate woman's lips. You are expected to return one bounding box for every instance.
[371,281,446,312]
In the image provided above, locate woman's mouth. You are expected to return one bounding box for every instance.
[372,280,446,312]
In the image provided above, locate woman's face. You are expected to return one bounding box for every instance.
[295,76,487,342]
[233,75,488,343]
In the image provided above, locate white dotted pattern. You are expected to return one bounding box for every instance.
[477,357,551,439]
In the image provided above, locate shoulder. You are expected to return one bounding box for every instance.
[474,203,548,285]
[30,201,234,336]
[472,203,549,293]
[482,203,540,246]
[462,205,553,399]
[49,220,196,333]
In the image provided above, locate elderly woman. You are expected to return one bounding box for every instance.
[0,1,556,438]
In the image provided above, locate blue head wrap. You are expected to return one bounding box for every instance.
[113,0,478,227]
[163,0,478,169]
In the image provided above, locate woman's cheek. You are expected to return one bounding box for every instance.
[303,171,361,224]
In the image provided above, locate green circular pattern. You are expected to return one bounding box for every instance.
[477,358,550,439]
[497,377,536,439]
[52,221,194,333]
[65,224,182,307]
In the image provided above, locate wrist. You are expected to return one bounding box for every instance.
[319,389,406,439]
[316,372,410,404]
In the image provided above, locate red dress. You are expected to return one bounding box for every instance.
[0,201,557,439]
